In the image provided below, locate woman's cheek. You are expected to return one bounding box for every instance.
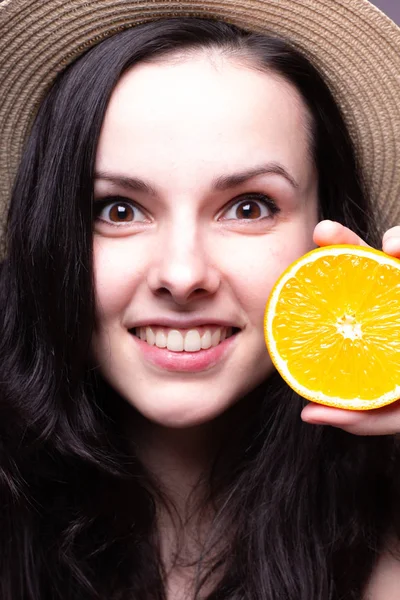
[93,237,146,317]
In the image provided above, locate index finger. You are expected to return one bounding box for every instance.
[313,220,370,248]
[382,226,400,257]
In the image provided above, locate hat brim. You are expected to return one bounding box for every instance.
[1,0,400,237]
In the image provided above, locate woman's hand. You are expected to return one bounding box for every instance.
[313,220,400,256]
[300,220,400,436]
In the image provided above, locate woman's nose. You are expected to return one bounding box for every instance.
[146,224,220,305]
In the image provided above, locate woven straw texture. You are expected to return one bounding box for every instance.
[0,0,400,246]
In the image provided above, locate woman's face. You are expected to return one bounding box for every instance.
[92,52,319,427]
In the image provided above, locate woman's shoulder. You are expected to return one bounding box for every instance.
[363,537,400,600]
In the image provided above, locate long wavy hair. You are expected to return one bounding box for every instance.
[0,18,398,600]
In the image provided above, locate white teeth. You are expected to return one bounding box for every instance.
[167,330,184,352]
[155,329,167,348]
[211,330,221,347]
[184,330,201,352]
[135,326,235,352]
[146,326,155,346]
[201,330,212,350]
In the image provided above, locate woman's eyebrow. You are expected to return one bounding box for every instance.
[94,162,299,195]
[94,171,157,196]
[213,163,299,191]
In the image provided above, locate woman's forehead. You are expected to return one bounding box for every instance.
[96,54,314,190]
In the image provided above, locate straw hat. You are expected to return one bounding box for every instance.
[0,0,400,250]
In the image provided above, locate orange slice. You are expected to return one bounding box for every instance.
[264,245,400,410]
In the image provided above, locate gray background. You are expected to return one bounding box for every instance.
[371,0,400,23]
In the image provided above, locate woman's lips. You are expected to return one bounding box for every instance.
[130,330,239,372]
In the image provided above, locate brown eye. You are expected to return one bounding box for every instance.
[236,201,262,219]
[222,195,279,221]
[108,203,134,222]
[94,199,148,225]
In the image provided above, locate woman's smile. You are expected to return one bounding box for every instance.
[130,325,237,352]
[130,325,239,372]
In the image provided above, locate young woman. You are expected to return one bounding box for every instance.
[1,1,400,599]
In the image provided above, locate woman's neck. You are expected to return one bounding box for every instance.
[134,417,222,509]
[114,391,261,597]
[133,417,228,598]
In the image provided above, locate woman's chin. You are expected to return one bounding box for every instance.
[126,393,239,429]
